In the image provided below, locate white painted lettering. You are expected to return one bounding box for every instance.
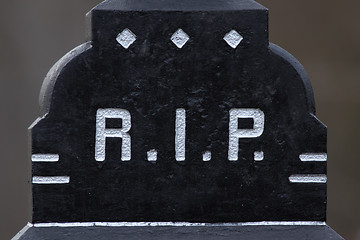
[175,108,186,161]
[95,108,131,161]
[228,108,265,161]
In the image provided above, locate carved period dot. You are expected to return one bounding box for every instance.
[147,149,158,162]
[202,151,211,161]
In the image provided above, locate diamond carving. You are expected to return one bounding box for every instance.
[116,29,136,49]
[223,30,243,49]
[171,29,190,49]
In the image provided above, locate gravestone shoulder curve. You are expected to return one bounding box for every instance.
[39,43,92,116]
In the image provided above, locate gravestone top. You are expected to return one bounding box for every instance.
[93,0,266,11]
[31,0,326,226]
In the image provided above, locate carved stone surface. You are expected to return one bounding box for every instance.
[8,0,348,240]
[29,0,327,223]
[12,0,346,239]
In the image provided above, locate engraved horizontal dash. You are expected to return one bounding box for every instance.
[299,153,327,162]
[289,174,327,183]
[32,176,70,184]
[32,154,59,162]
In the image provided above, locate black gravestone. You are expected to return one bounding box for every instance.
[13,0,343,239]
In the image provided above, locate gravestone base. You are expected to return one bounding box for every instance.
[14,224,343,240]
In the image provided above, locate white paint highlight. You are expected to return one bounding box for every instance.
[254,151,264,161]
[29,114,47,129]
[147,149,158,162]
[223,30,243,49]
[95,108,131,162]
[289,174,327,183]
[228,108,265,161]
[299,153,327,162]
[32,154,59,162]
[171,29,190,48]
[34,222,94,228]
[175,108,186,161]
[33,221,326,228]
[116,28,136,49]
[202,151,211,161]
[11,223,33,240]
[32,176,70,184]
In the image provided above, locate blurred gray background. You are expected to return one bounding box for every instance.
[1,0,359,239]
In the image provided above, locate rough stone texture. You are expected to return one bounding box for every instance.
[30,0,327,224]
